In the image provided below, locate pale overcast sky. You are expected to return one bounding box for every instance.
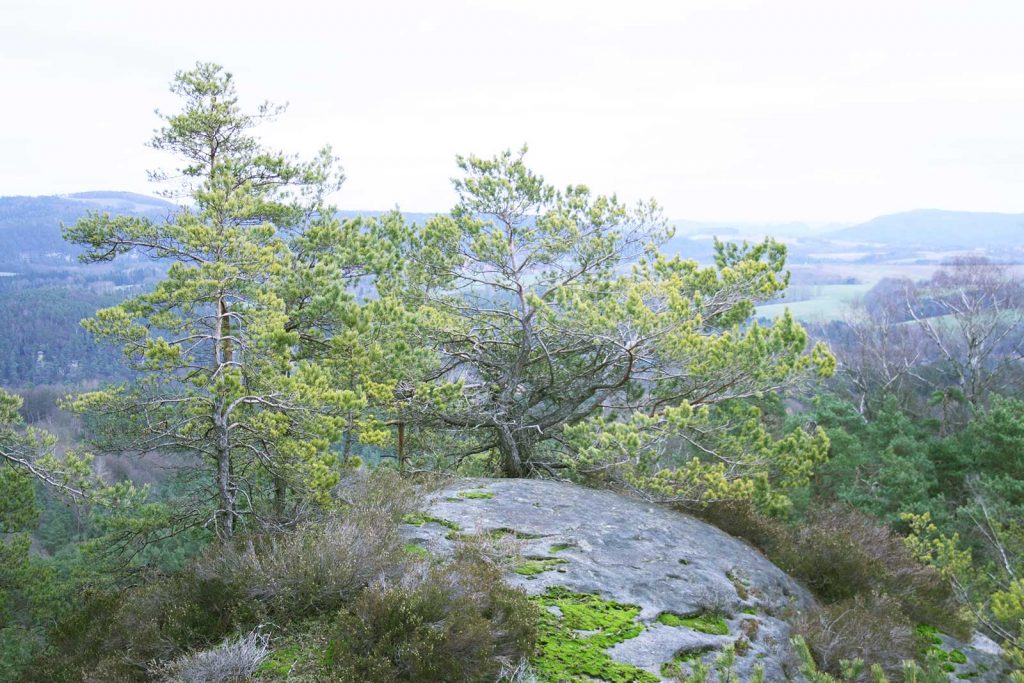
[2,0,1023,222]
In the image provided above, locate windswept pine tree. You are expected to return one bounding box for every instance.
[63,63,412,539]
[408,148,834,511]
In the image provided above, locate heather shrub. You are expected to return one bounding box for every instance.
[21,588,124,682]
[56,511,391,678]
[793,592,914,679]
[28,469,426,680]
[147,630,269,682]
[782,507,952,614]
[333,468,424,523]
[195,513,404,619]
[320,548,537,682]
[695,502,965,636]
[694,500,783,548]
[498,660,542,683]
[112,570,243,660]
[188,469,418,619]
[24,572,245,682]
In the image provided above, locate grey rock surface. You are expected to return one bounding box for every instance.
[401,477,815,681]
[936,631,1006,682]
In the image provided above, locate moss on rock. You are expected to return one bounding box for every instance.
[487,527,544,540]
[403,543,429,559]
[455,490,495,499]
[531,587,658,683]
[660,645,716,678]
[514,557,569,577]
[656,611,729,635]
[400,513,460,530]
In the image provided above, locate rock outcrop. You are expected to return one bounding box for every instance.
[401,477,815,681]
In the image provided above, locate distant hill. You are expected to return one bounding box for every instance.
[670,219,845,239]
[0,192,176,268]
[829,209,1024,248]
[0,194,448,271]
[62,191,177,214]
[9,193,1021,272]
[336,209,440,225]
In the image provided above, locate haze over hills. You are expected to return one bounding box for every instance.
[670,219,848,239]
[56,191,176,214]
[2,192,1023,273]
[826,209,1024,248]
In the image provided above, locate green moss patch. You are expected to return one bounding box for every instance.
[455,490,495,499]
[486,527,544,540]
[549,543,573,553]
[917,624,969,673]
[401,513,460,531]
[660,646,716,678]
[916,624,942,646]
[258,644,302,677]
[513,557,568,577]
[930,646,969,673]
[403,543,429,559]
[253,615,334,679]
[531,587,658,683]
[656,611,729,635]
[443,526,545,543]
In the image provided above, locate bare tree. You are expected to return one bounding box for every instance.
[834,277,930,415]
[905,257,1024,409]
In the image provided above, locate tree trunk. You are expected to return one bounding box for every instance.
[497,424,528,477]
[397,420,405,472]
[273,474,286,521]
[215,411,235,539]
[215,294,235,538]
[220,297,233,365]
[341,409,353,464]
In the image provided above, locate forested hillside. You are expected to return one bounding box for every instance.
[0,282,131,386]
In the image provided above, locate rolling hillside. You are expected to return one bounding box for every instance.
[829,209,1024,248]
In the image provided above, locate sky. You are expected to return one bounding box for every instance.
[2,0,1024,223]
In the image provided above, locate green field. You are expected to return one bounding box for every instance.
[756,283,873,321]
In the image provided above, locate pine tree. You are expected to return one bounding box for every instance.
[409,148,833,510]
[64,63,402,538]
